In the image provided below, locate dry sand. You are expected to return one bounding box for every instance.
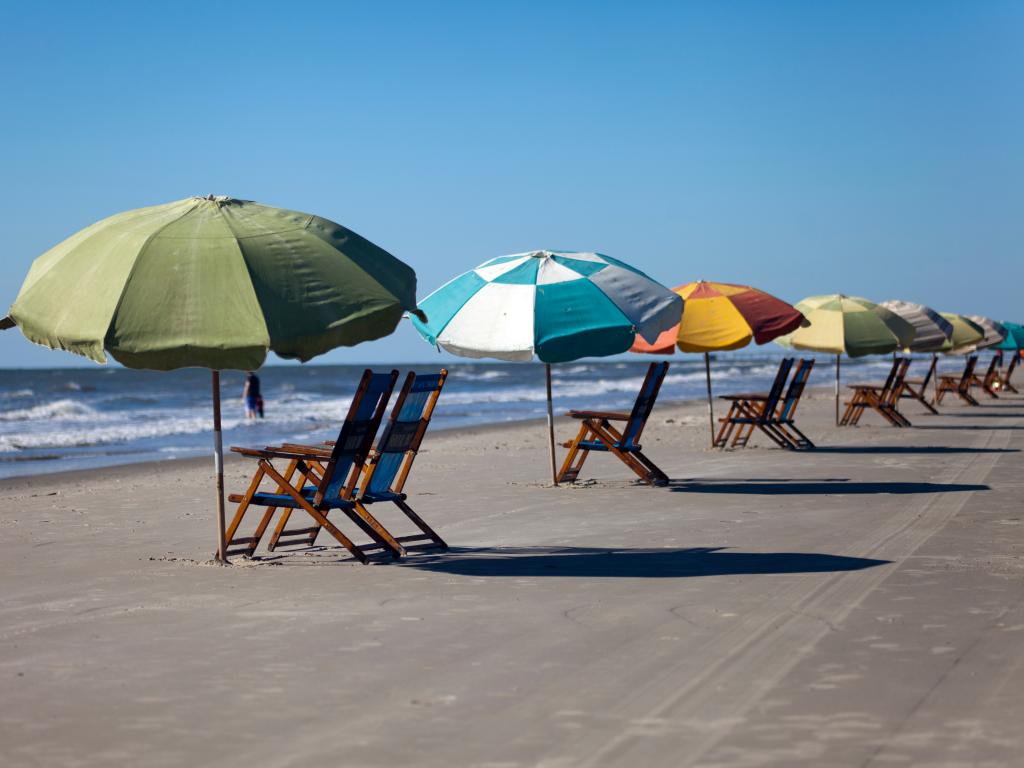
[1,389,1022,767]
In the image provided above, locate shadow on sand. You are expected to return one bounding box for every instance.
[402,546,890,578]
[810,446,1017,455]
[666,478,988,494]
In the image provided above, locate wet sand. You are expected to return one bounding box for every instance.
[1,390,1022,767]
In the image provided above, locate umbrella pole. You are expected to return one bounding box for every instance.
[704,352,715,447]
[545,363,558,486]
[212,371,227,564]
[835,354,841,426]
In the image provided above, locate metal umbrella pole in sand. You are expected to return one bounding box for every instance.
[630,281,804,447]
[410,250,682,485]
[0,195,421,563]
[776,294,916,425]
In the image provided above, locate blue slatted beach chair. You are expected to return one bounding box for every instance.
[767,358,815,449]
[714,358,793,449]
[557,361,670,485]
[271,369,450,556]
[223,369,402,562]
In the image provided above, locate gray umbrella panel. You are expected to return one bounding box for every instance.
[879,300,953,352]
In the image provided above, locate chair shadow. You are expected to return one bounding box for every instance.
[943,412,1024,418]
[913,425,1024,431]
[666,478,989,494]
[810,446,1017,455]
[402,546,890,578]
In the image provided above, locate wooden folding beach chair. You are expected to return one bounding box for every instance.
[272,370,450,555]
[766,358,816,449]
[222,369,402,562]
[969,353,1002,399]
[713,358,793,449]
[557,361,670,485]
[935,356,979,406]
[841,358,911,427]
[898,356,939,414]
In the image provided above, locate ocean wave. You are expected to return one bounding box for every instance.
[449,369,509,381]
[0,389,34,400]
[0,398,100,422]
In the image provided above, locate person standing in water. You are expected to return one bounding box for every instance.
[242,371,263,419]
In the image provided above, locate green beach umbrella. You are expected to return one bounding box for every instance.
[935,313,985,353]
[1,195,421,561]
[776,294,915,425]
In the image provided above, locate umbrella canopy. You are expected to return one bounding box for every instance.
[630,281,803,444]
[937,313,985,353]
[1,195,421,561]
[776,294,915,425]
[776,294,915,357]
[995,321,1024,351]
[1,196,420,369]
[630,281,804,354]
[879,300,953,352]
[413,250,681,362]
[411,250,682,483]
[965,315,1008,350]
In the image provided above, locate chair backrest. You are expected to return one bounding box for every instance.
[958,355,978,390]
[364,369,448,497]
[621,361,670,448]
[1007,353,1020,379]
[920,355,937,389]
[878,358,902,397]
[885,358,911,406]
[985,352,1003,383]
[315,369,398,506]
[760,357,794,417]
[777,358,813,420]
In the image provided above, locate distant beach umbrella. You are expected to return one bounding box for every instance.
[0,195,421,561]
[879,300,953,352]
[937,313,985,353]
[964,316,1008,351]
[411,250,682,484]
[630,281,804,445]
[994,321,1024,351]
[776,294,916,425]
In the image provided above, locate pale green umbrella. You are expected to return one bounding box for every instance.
[776,294,916,425]
[1,195,420,561]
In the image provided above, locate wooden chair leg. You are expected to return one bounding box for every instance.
[557,423,591,483]
[259,463,368,564]
[393,498,448,549]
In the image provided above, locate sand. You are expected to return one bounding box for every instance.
[1,389,1022,767]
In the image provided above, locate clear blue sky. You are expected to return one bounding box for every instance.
[1,1,1020,367]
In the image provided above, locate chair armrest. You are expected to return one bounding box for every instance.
[566,410,630,421]
[719,393,768,401]
[230,445,331,461]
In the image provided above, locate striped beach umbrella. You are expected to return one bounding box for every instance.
[965,316,1008,350]
[879,300,953,352]
[995,321,1024,351]
[776,295,916,424]
[412,250,682,483]
[630,281,804,443]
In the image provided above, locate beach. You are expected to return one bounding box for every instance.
[1,389,1022,767]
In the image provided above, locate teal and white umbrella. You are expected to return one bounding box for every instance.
[412,250,682,483]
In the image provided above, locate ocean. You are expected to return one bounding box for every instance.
[0,353,955,478]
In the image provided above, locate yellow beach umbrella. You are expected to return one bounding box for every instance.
[776,295,915,425]
[632,281,804,444]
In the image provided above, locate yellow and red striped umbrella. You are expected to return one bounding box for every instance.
[631,281,803,445]
[632,281,803,353]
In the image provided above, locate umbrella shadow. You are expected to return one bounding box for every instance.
[665,478,988,494]
[401,546,889,578]
[943,412,1024,418]
[912,425,1024,431]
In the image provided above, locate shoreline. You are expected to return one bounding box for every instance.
[0,386,842,488]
